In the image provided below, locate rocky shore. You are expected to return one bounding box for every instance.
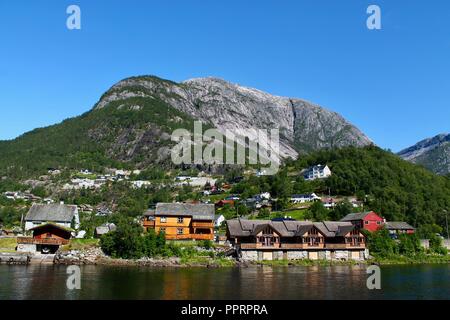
[54,247,240,268]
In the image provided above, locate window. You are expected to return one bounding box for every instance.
[177,228,184,235]
[177,217,184,224]
[160,216,167,223]
[364,221,369,225]
[159,227,166,233]
[376,221,381,225]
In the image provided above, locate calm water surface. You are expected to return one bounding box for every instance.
[0,264,449,300]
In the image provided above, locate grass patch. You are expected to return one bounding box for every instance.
[180,256,236,267]
[370,253,450,265]
[0,237,17,250]
[282,209,307,220]
[61,238,100,251]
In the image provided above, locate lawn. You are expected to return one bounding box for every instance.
[0,237,17,252]
[283,209,307,220]
[61,238,100,251]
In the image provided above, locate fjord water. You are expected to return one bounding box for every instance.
[0,264,449,300]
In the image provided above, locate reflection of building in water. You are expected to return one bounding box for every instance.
[161,270,217,300]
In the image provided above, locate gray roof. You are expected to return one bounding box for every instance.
[95,223,116,236]
[385,221,415,230]
[155,203,215,221]
[340,212,372,222]
[227,219,330,238]
[314,221,356,237]
[25,204,77,223]
[144,209,156,217]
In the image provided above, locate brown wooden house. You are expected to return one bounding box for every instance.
[17,223,72,253]
[143,203,215,241]
[226,219,367,261]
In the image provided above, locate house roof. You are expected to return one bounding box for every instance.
[385,221,415,230]
[340,212,373,222]
[144,209,156,217]
[25,204,77,223]
[227,219,335,238]
[155,203,215,221]
[29,222,74,233]
[291,194,314,198]
[314,221,356,237]
[95,223,116,235]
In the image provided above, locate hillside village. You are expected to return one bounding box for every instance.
[1,154,449,265]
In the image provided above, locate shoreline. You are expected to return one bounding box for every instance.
[52,250,450,268]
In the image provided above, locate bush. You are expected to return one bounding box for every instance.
[429,234,448,255]
[366,229,398,258]
[397,233,422,256]
[100,221,144,259]
[199,240,213,250]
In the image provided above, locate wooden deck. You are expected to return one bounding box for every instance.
[325,243,365,249]
[17,237,69,246]
[164,234,214,241]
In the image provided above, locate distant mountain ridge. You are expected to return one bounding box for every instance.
[398,133,450,175]
[95,76,373,158]
[0,75,373,178]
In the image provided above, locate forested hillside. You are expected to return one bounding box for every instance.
[0,96,197,179]
[295,146,450,234]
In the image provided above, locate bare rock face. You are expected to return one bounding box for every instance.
[398,133,450,175]
[95,76,373,159]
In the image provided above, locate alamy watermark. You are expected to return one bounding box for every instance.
[66,265,81,290]
[66,5,81,30]
[367,5,381,30]
[171,121,280,175]
[366,265,381,290]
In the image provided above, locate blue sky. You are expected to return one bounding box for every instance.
[0,0,449,151]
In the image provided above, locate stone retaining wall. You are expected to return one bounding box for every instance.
[240,249,368,262]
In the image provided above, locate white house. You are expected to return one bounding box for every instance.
[131,180,152,188]
[290,193,321,204]
[303,165,332,181]
[24,203,79,231]
[214,214,226,228]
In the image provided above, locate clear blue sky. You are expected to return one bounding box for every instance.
[0,0,449,151]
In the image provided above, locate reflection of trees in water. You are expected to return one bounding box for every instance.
[237,265,372,300]
[5,264,442,300]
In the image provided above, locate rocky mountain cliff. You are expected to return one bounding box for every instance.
[0,75,373,178]
[398,133,450,175]
[95,76,372,159]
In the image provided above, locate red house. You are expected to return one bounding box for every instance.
[340,211,384,232]
[215,200,235,208]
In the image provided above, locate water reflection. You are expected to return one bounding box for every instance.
[0,264,449,300]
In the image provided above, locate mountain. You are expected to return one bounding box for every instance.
[398,133,450,175]
[95,76,372,159]
[0,75,372,178]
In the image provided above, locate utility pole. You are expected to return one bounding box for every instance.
[445,210,449,241]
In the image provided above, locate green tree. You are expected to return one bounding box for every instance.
[100,220,144,259]
[429,234,448,255]
[305,201,329,221]
[397,234,421,256]
[366,229,398,258]
[330,200,353,221]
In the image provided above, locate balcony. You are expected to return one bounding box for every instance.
[165,234,214,241]
[280,243,323,249]
[143,220,155,228]
[240,243,281,249]
[191,221,214,228]
[17,237,69,246]
[325,243,365,249]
